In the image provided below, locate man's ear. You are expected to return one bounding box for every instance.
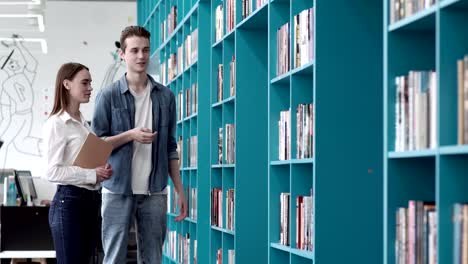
[119,48,125,61]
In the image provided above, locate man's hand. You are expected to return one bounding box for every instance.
[96,163,113,183]
[131,127,157,144]
[174,193,187,222]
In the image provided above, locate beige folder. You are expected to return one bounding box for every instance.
[73,132,113,169]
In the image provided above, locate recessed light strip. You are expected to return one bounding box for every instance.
[0,14,44,32]
[0,0,40,5]
[0,37,48,54]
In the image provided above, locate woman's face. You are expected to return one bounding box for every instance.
[65,69,93,104]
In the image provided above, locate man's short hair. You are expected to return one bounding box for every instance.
[120,26,151,52]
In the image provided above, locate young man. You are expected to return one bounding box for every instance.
[92,26,187,264]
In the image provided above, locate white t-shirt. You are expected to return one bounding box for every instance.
[129,82,153,194]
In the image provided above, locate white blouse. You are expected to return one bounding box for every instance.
[42,111,99,190]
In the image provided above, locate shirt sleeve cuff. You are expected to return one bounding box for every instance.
[169,151,179,160]
[85,169,97,184]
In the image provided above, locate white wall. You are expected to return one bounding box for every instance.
[0,1,135,197]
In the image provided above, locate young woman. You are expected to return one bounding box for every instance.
[43,62,113,264]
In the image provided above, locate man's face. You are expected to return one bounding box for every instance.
[120,36,150,74]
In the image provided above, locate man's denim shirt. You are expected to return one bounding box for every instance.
[92,74,179,195]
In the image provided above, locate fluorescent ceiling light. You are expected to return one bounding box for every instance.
[0,37,48,54]
[0,0,40,5]
[0,14,44,32]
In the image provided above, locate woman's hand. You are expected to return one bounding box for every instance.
[96,164,113,183]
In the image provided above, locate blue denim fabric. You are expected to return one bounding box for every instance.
[92,74,179,195]
[101,193,167,264]
[48,185,100,264]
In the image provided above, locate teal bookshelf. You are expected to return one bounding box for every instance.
[384,0,468,263]
[140,0,383,263]
[268,0,383,263]
[209,0,269,262]
[138,0,211,263]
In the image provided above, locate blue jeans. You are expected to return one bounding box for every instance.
[48,185,100,264]
[101,193,167,264]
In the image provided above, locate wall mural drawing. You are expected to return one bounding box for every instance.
[101,41,125,90]
[0,36,42,169]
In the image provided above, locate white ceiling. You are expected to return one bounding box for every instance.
[0,0,134,54]
[48,0,134,1]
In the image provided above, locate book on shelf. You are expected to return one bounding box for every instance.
[394,70,437,152]
[192,83,198,115]
[226,0,235,33]
[280,192,290,246]
[191,188,197,220]
[296,103,314,159]
[242,0,253,19]
[178,44,184,75]
[296,191,314,251]
[191,29,198,64]
[186,185,190,220]
[185,33,191,68]
[279,109,291,161]
[218,188,222,228]
[277,23,290,76]
[226,188,235,231]
[293,8,314,68]
[218,127,223,164]
[228,249,235,264]
[211,188,223,228]
[184,29,198,68]
[187,135,198,167]
[452,203,468,264]
[216,248,222,264]
[457,55,468,145]
[185,88,191,117]
[177,90,183,121]
[225,124,235,164]
[161,61,167,85]
[161,5,178,42]
[229,55,236,97]
[186,136,190,168]
[256,0,268,10]
[395,200,436,264]
[215,4,224,42]
[168,5,177,37]
[215,249,235,264]
[218,64,223,102]
[165,230,176,260]
[186,84,198,117]
[183,233,190,264]
[168,53,177,82]
[161,20,166,43]
[168,184,178,214]
[194,239,197,264]
[177,136,183,168]
[389,0,436,24]
[178,84,198,120]
[165,230,191,263]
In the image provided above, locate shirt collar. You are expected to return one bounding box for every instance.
[119,73,161,94]
[58,111,85,125]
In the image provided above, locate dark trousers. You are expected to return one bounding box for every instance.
[48,185,100,264]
